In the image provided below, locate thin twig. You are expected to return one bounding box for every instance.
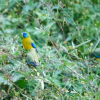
[73,40,91,49]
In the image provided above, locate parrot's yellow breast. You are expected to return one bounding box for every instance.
[22,37,33,50]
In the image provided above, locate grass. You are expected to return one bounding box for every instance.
[0,0,100,100]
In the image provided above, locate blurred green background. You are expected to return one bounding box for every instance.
[0,0,100,100]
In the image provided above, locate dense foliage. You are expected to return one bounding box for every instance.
[0,0,100,99]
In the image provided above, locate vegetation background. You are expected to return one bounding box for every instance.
[0,0,100,100]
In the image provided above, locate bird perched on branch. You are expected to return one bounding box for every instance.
[22,32,39,67]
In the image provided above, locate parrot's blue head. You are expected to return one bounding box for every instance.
[23,32,28,38]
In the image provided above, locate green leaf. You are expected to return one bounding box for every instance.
[66,17,76,26]
[12,72,28,88]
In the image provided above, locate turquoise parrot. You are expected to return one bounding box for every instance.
[22,32,40,67]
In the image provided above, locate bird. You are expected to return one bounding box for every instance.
[94,48,100,60]
[22,32,37,51]
[27,48,40,67]
[22,32,39,67]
